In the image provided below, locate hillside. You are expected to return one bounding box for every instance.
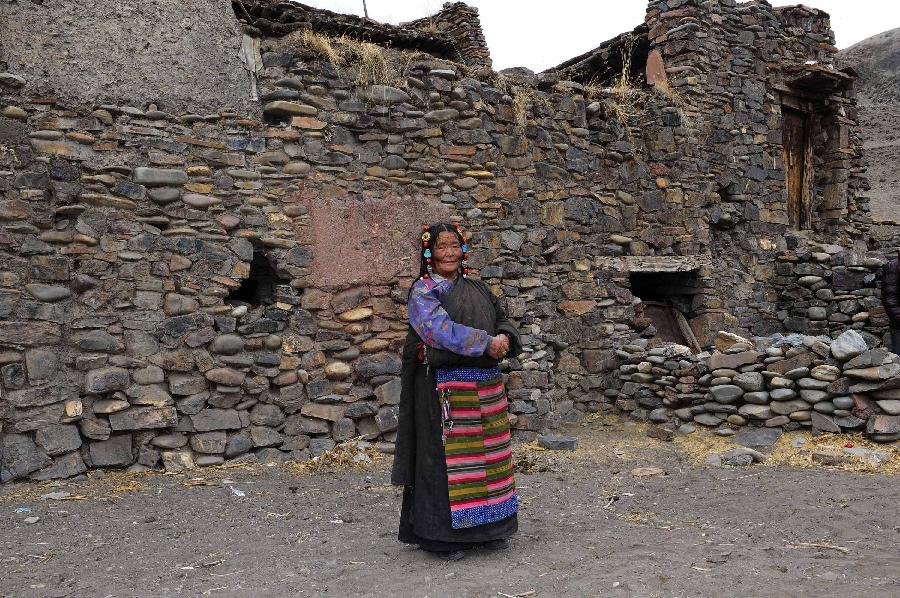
[839,27,900,223]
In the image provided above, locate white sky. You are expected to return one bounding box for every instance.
[297,0,900,71]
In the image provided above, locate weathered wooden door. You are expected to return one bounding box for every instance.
[782,107,812,229]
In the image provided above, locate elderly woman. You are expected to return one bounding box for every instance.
[392,222,521,560]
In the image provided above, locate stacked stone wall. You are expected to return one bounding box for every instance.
[613,330,900,443]
[0,0,889,482]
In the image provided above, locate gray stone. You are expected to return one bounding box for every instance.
[133,167,188,186]
[190,431,226,453]
[770,398,810,415]
[250,403,285,426]
[359,85,410,105]
[169,373,207,395]
[709,385,743,403]
[830,330,867,360]
[89,434,133,467]
[79,417,112,441]
[867,415,900,435]
[737,404,772,420]
[309,438,336,456]
[332,418,356,442]
[743,391,771,405]
[225,432,253,458]
[85,367,130,393]
[355,352,401,378]
[129,384,174,407]
[34,424,82,456]
[876,399,900,415]
[147,187,182,204]
[770,388,797,401]
[374,377,402,405]
[133,365,165,385]
[25,283,71,302]
[720,447,765,466]
[733,372,764,392]
[345,401,378,419]
[694,413,723,426]
[204,367,246,386]
[163,293,199,316]
[375,406,398,432]
[210,334,244,355]
[192,408,242,431]
[25,349,58,382]
[733,427,782,447]
[834,415,866,429]
[799,389,829,403]
[0,434,51,482]
[250,426,283,448]
[31,451,87,481]
[538,434,578,450]
[75,330,122,352]
[108,406,178,430]
[832,397,853,411]
[177,392,208,415]
[151,433,188,449]
[6,386,61,408]
[811,411,841,433]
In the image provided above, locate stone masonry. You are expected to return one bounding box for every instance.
[1,0,899,481]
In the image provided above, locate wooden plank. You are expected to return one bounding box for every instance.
[802,111,814,228]
[782,107,805,229]
[673,308,702,353]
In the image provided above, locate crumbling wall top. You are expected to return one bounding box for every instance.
[235,0,492,69]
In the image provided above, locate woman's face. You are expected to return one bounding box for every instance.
[433,231,462,278]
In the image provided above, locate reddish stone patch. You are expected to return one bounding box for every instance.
[646,49,669,88]
[299,189,450,289]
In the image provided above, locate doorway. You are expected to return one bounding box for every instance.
[782,106,812,229]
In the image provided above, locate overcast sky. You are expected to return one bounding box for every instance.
[297,0,899,71]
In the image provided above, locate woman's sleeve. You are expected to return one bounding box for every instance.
[408,279,492,356]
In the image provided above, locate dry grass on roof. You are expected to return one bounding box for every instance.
[271,29,454,88]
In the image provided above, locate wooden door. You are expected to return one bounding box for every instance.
[782,107,812,229]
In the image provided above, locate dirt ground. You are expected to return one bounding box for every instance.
[1,416,898,598]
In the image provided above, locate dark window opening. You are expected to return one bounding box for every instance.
[630,270,702,350]
[227,251,288,307]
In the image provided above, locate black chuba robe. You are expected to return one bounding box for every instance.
[391,277,521,551]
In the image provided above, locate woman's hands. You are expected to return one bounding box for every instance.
[487,334,510,359]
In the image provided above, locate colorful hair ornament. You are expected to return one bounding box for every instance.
[423,248,432,258]
[422,231,431,244]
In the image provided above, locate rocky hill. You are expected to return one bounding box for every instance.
[839,27,900,223]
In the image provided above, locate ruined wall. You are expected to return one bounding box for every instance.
[614,330,900,442]
[0,0,256,114]
[0,1,887,482]
[637,0,872,341]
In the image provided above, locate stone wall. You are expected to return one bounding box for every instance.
[0,0,889,482]
[0,0,256,114]
[612,330,900,443]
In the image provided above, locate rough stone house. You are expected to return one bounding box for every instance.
[0,0,897,481]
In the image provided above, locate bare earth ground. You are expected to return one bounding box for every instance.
[1,417,898,598]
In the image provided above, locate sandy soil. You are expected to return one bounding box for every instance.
[1,417,898,598]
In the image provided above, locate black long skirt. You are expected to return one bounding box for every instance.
[396,365,517,552]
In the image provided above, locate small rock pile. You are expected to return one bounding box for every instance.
[614,330,900,442]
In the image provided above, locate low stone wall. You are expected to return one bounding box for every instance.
[772,242,892,344]
[613,330,900,442]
